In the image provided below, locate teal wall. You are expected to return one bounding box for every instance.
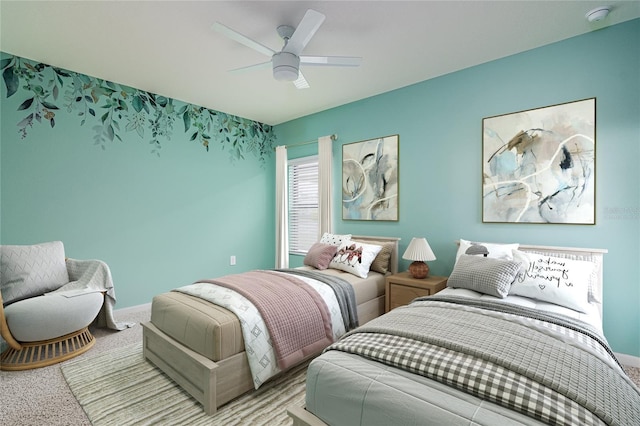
[1,56,276,309]
[274,19,640,357]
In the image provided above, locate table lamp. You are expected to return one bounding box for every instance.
[402,237,436,279]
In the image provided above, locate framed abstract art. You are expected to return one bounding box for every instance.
[482,98,596,224]
[342,135,399,221]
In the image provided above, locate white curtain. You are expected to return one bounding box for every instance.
[275,145,289,268]
[318,135,334,239]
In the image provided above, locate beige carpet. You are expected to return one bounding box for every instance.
[61,343,306,425]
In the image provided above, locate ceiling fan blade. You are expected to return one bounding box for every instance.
[300,55,362,67]
[285,9,325,56]
[229,61,272,74]
[212,22,275,57]
[293,71,310,89]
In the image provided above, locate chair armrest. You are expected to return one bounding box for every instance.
[0,292,22,350]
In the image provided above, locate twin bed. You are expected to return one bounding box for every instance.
[289,242,640,426]
[141,235,400,415]
[142,236,640,425]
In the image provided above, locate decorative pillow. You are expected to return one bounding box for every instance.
[319,232,352,246]
[1,241,69,306]
[455,239,519,262]
[447,255,521,298]
[509,251,594,313]
[303,242,338,270]
[352,239,394,274]
[329,241,382,278]
[524,249,601,304]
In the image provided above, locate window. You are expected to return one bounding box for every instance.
[288,155,318,255]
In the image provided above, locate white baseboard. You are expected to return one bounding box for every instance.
[615,352,640,368]
[114,302,151,314]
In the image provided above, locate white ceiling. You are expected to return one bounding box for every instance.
[1,1,639,125]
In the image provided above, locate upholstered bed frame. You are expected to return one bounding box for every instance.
[141,235,400,415]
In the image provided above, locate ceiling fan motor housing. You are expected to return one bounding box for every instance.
[273,52,300,81]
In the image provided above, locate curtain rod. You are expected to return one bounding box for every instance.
[276,134,337,150]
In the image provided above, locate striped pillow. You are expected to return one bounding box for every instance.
[447,255,521,298]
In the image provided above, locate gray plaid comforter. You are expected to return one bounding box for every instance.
[325,296,640,426]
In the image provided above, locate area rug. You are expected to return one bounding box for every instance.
[61,343,307,425]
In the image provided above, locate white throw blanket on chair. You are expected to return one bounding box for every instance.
[52,258,134,331]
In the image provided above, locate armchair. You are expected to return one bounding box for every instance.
[0,241,128,370]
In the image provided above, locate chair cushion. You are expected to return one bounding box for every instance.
[4,291,103,342]
[1,241,70,306]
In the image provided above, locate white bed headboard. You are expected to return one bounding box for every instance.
[456,241,608,316]
[352,235,401,274]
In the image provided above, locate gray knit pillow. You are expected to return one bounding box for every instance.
[447,255,521,298]
[1,241,69,306]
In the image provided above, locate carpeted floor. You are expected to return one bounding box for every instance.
[61,342,306,425]
[1,303,640,426]
[0,304,151,426]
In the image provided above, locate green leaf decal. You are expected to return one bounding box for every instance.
[17,113,33,127]
[106,124,115,141]
[2,54,276,163]
[18,97,34,110]
[42,101,59,110]
[3,66,18,97]
[132,96,143,112]
[183,111,191,132]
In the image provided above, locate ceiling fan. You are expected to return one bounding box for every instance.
[212,9,361,89]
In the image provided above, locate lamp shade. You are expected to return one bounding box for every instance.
[402,237,436,262]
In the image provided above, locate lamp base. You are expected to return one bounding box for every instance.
[408,261,430,279]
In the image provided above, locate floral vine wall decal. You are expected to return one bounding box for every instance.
[1,54,275,164]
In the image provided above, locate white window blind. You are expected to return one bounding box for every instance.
[288,155,318,255]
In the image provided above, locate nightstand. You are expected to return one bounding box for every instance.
[385,272,447,312]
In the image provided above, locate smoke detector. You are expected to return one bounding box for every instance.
[586,6,611,22]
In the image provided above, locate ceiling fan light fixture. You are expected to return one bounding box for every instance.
[214,9,360,89]
[273,52,300,81]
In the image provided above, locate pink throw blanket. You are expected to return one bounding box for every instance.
[199,270,333,370]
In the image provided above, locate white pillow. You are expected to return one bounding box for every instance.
[509,251,594,313]
[525,249,601,304]
[329,241,382,278]
[319,232,352,246]
[456,239,519,262]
